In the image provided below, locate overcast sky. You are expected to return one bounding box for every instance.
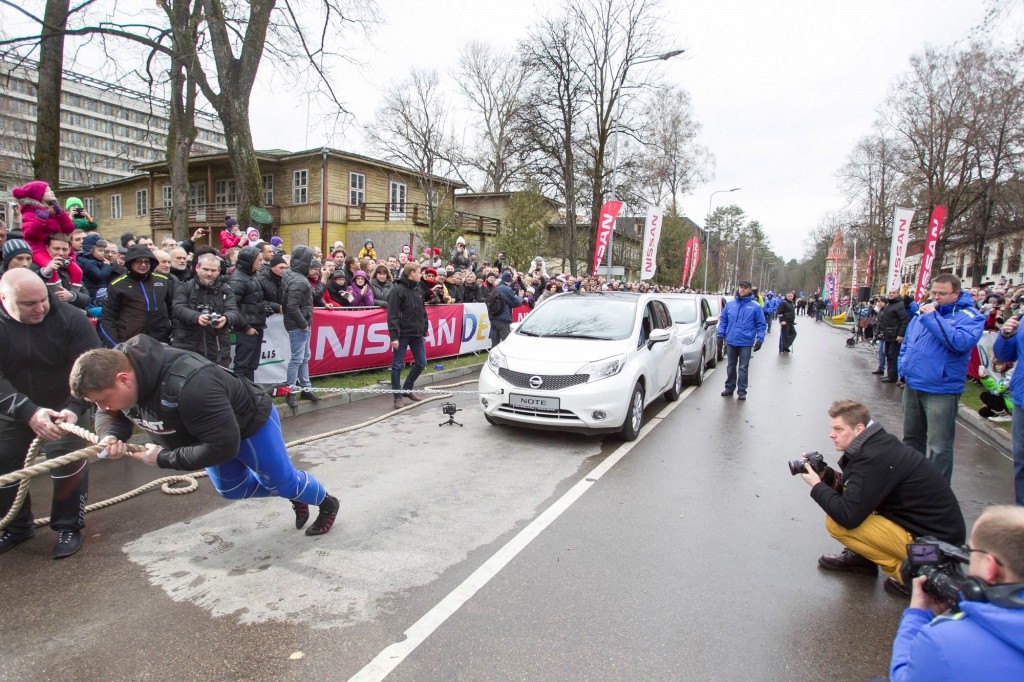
[248,0,1023,261]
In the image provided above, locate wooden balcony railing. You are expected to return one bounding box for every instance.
[149,204,281,231]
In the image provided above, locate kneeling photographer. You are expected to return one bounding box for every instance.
[889,505,1024,680]
[796,400,965,596]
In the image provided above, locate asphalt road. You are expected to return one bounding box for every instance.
[0,318,1013,682]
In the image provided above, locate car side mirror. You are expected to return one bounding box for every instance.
[705,315,719,329]
[648,328,671,344]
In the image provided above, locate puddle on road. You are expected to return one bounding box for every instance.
[123,403,601,628]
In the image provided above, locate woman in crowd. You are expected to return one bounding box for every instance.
[348,270,375,307]
[370,264,393,307]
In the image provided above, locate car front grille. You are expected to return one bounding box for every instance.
[497,368,589,390]
[496,405,583,421]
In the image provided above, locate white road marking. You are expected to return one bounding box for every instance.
[348,376,704,682]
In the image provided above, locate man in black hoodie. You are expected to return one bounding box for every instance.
[98,245,173,348]
[798,399,965,597]
[0,269,100,558]
[878,288,909,383]
[229,246,268,382]
[387,262,429,410]
[69,335,339,536]
[280,245,320,408]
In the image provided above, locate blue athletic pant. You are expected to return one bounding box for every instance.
[205,409,326,505]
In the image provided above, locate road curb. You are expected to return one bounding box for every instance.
[276,361,485,420]
[957,404,1012,456]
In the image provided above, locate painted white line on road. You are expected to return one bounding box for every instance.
[348,379,698,682]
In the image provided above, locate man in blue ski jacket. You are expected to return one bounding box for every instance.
[717,280,766,401]
[897,274,985,483]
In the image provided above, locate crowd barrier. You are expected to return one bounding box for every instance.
[254,303,532,384]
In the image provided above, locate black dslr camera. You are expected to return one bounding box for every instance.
[441,402,459,416]
[903,537,973,610]
[788,451,826,476]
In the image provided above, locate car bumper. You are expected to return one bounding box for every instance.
[478,363,635,432]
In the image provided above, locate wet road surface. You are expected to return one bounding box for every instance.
[0,319,1013,681]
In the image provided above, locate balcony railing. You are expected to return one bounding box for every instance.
[148,201,501,235]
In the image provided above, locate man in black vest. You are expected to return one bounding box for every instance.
[70,334,340,536]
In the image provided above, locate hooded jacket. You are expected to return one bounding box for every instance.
[348,270,375,307]
[717,293,767,347]
[0,292,99,424]
[94,334,273,471]
[898,290,985,394]
[281,246,314,331]
[809,421,965,541]
[890,599,1024,681]
[98,245,173,347]
[78,250,113,297]
[993,327,1024,409]
[387,274,428,340]
[227,246,267,331]
[879,296,910,341]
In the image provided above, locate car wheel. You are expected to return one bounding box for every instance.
[688,352,705,386]
[706,342,718,368]
[664,361,683,402]
[620,382,645,441]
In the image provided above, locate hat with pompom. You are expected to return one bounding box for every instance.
[224,215,239,229]
[12,181,49,203]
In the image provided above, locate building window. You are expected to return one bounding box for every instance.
[136,189,148,217]
[349,172,365,206]
[110,194,122,220]
[389,180,407,218]
[262,174,274,205]
[214,179,236,206]
[83,198,95,216]
[162,185,172,208]
[292,169,308,204]
[189,181,206,209]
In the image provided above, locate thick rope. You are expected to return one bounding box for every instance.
[3,379,479,530]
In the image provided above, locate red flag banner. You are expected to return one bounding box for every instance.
[864,248,873,286]
[681,238,694,286]
[914,206,947,302]
[687,236,701,288]
[592,200,623,275]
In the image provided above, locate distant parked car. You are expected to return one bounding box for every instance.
[659,293,718,385]
[478,292,684,440]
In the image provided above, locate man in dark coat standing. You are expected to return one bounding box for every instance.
[228,246,268,382]
[777,291,797,353]
[878,288,909,383]
[387,262,429,410]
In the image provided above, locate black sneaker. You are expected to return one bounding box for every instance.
[737,393,747,401]
[300,390,321,403]
[818,548,879,576]
[0,527,35,555]
[721,390,733,397]
[52,529,82,560]
[305,495,339,536]
[291,501,310,529]
[871,369,884,375]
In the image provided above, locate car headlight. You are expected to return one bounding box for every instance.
[577,354,626,382]
[487,347,507,371]
[680,332,697,345]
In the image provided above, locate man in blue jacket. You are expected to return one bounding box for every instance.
[992,312,1024,505]
[898,274,985,483]
[490,272,523,348]
[889,505,1024,681]
[717,280,766,400]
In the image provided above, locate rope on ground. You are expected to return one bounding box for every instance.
[288,383,499,396]
[3,379,480,530]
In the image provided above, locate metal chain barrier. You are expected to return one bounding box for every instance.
[1,380,482,531]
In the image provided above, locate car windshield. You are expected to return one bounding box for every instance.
[517,297,636,340]
[664,299,697,324]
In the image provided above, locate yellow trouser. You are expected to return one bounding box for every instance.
[826,514,913,582]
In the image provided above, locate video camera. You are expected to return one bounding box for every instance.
[441,402,460,416]
[903,537,974,611]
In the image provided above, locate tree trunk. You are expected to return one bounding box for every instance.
[33,0,70,186]
[219,98,265,233]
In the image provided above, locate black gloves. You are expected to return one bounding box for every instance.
[753,341,762,352]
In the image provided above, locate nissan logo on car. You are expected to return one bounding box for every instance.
[529,375,544,389]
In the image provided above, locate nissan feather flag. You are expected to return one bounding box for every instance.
[914,206,947,302]
[681,238,694,287]
[687,237,701,288]
[640,206,663,281]
[592,200,623,275]
[887,207,915,291]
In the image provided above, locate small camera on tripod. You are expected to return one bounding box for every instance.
[439,401,463,427]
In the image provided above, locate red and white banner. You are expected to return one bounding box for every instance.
[887,207,916,291]
[592,200,623,275]
[253,303,533,383]
[681,238,694,287]
[687,237,701,288]
[914,205,947,302]
[864,248,873,286]
[640,206,663,281]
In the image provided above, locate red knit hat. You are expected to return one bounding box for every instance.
[12,180,49,203]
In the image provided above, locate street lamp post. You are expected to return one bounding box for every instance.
[703,187,741,292]
[605,49,685,282]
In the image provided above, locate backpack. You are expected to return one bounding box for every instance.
[485,287,505,317]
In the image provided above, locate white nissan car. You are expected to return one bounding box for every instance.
[478,292,684,440]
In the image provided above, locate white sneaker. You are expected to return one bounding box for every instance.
[989,415,1013,423]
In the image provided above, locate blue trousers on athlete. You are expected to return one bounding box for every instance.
[205,409,326,505]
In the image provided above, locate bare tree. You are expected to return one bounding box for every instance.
[643,87,712,216]
[455,41,529,192]
[365,68,463,252]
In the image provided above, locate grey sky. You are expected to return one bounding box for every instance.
[251,0,1022,262]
